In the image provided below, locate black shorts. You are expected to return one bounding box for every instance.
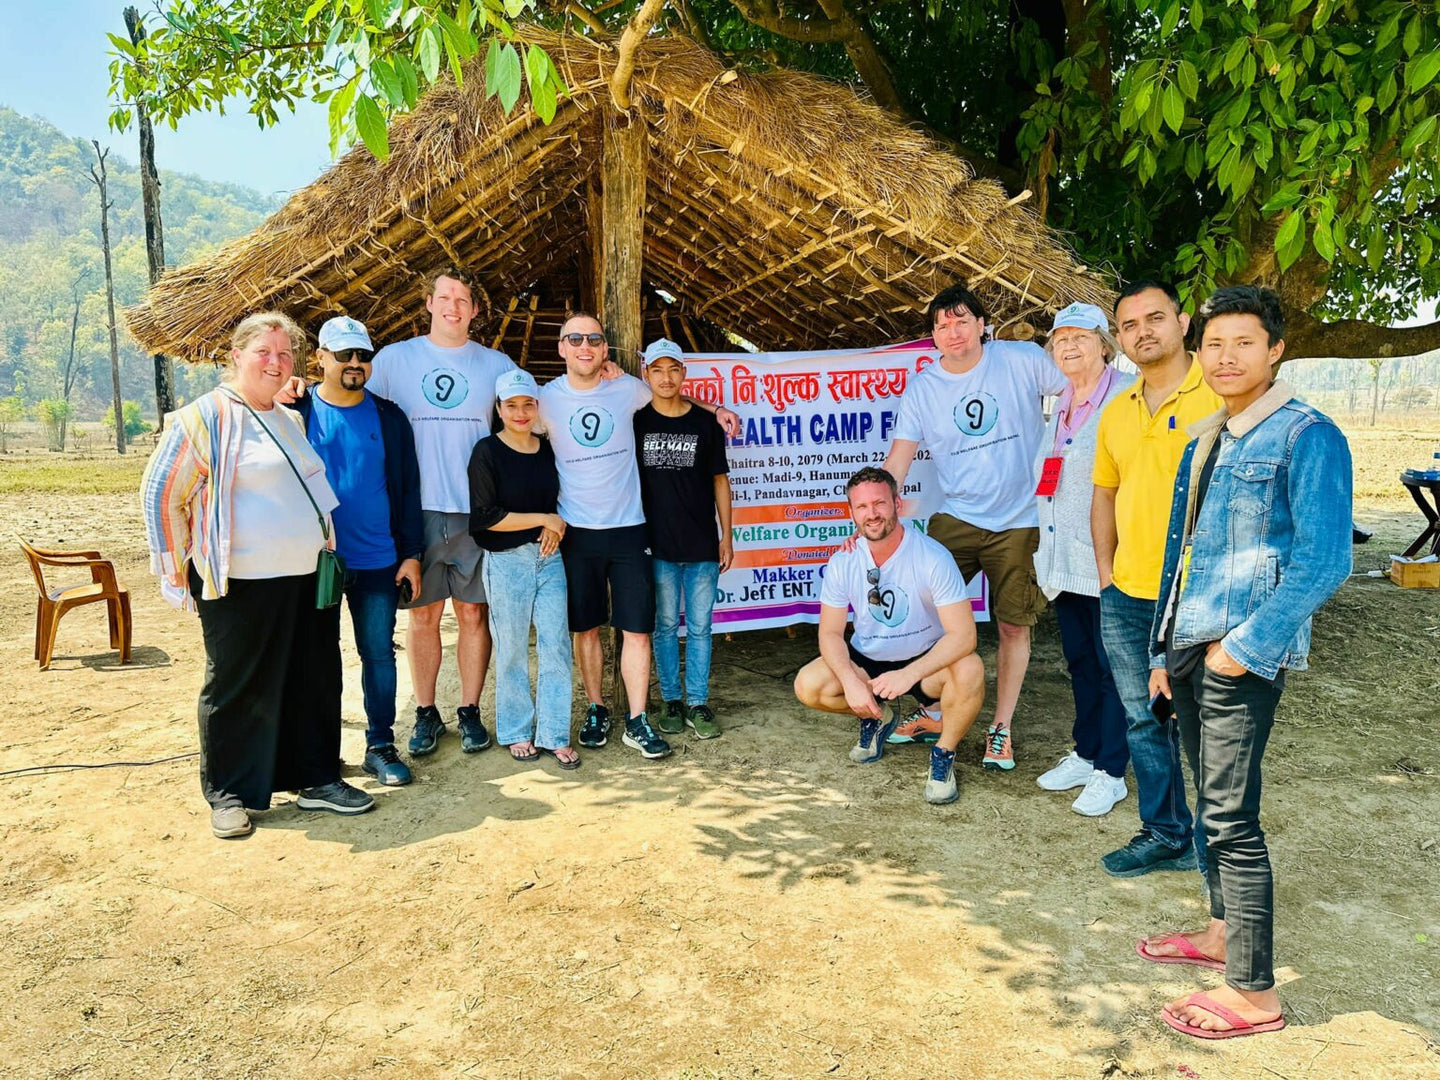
[847,642,939,706]
[560,525,655,634]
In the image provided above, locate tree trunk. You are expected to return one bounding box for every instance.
[1370,364,1380,426]
[125,6,176,425]
[90,141,126,455]
[59,289,83,451]
[599,110,647,374]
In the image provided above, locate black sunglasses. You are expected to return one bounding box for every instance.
[332,349,373,364]
[561,332,607,347]
[866,567,882,607]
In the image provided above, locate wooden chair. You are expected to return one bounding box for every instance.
[19,538,132,670]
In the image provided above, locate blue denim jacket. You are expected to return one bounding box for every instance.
[1151,381,1352,680]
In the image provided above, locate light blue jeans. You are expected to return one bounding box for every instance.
[653,559,719,706]
[481,544,573,749]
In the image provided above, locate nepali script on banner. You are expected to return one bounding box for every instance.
[679,345,990,632]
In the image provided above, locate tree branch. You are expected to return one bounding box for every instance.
[565,1,608,36]
[814,0,901,112]
[667,0,713,52]
[1283,309,1440,361]
[611,0,666,110]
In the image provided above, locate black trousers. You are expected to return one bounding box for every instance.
[191,569,343,810]
[1172,659,1285,992]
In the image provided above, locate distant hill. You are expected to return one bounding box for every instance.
[0,106,279,423]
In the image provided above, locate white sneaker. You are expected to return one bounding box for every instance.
[1071,771,1128,817]
[1036,751,1094,791]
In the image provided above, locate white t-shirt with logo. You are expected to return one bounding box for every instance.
[366,335,516,513]
[894,339,1067,531]
[538,372,652,529]
[819,525,968,662]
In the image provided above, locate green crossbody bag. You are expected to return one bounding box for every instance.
[227,390,346,609]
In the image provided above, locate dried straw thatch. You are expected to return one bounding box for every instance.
[125,27,1113,367]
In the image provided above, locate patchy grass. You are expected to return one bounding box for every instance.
[0,452,149,494]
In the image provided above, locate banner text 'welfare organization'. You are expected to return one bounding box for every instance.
[680,345,990,632]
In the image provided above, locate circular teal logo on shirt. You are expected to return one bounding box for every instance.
[953,392,999,436]
[868,584,911,627]
[422,368,469,409]
[570,406,615,448]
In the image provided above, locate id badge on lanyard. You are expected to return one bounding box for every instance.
[1035,456,1063,497]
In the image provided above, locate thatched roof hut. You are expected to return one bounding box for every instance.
[125,27,1112,376]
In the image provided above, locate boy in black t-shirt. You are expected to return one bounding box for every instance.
[634,339,733,738]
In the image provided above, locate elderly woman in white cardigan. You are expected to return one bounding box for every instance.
[1033,303,1135,817]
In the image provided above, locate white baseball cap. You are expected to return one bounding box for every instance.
[495,368,540,401]
[642,338,686,367]
[317,315,374,353]
[1049,302,1110,334]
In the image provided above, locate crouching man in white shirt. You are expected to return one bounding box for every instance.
[793,468,985,804]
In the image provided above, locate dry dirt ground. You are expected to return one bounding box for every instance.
[1,426,1437,1080]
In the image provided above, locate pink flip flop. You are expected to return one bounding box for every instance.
[1162,992,1286,1040]
[1136,934,1226,972]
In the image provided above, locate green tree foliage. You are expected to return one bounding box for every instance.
[33,398,74,451]
[104,399,154,444]
[104,0,1440,356]
[0,395,23,452]
[0,108,270,417]
[108,0,569,161]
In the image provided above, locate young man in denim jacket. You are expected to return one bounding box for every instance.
[1139,286,1352,1040]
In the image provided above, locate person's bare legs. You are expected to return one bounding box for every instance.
[452,600,491,707]
[992,620,1030,729]
[407,600,445,708]
[793,656,854,714]
[575,627,605,705]
[932,652,985,752]
[620,631,651,718]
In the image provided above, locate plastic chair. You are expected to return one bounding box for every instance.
[19,538,132,670]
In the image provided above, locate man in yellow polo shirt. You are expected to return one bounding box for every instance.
[1091,280,1223,878]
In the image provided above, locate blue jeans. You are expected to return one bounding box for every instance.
[481,544,573,749]
[344,565,400,748]
[1100,584,1204,869]
[1052,592,1129,779]
[653,559,719,706]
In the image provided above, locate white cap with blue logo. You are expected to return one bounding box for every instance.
[495,367,540,401]
[1049,302,1110,334]
[317,316,374,353]
[642,338,686,367]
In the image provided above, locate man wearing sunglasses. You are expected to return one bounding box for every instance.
[294,316,424,787]
[793,467,985,804]
[538,313,739,761]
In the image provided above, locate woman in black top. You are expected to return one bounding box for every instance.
[469,369,578,767]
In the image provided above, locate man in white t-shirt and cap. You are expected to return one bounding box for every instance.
[794,467,985,804]
[538,313,737,760]
[364,267,516,759]
[884,280,1067,773]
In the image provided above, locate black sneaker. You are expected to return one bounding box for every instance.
[657,700,686,735]
[623,713,672,759]
[457,705,491,753]
[578,703,611,748]
[362,744,413,786]
[296,780,376,815]
[409,705,446,757]
[1101,831,1199,878]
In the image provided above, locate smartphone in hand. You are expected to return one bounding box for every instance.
[1149,690,1173,724]
[398,578,414,605]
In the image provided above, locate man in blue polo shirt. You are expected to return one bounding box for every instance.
[295,316,424,786]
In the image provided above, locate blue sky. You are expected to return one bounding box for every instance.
[0,0,333,195]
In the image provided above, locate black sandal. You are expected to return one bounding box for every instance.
[540,746,581,770]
